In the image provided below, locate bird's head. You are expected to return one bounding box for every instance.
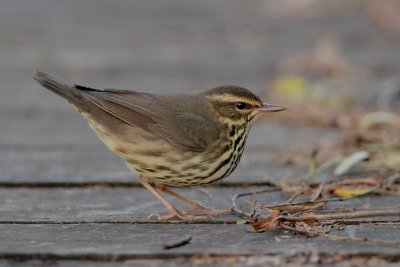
[204,86,285,126]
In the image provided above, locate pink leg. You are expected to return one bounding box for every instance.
[139,176,231,220]
[155,182,232,217]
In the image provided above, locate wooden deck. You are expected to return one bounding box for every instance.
[1,1,400,266]
[2,117,400,266]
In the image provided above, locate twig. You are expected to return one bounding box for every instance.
[326,174,399,198]
[308,205,400,214]
[385,173,400,185]
[236,173,400,223]
[319,232,400,246]
[304,157,340,180]
[279,223,319,237]
[259,173,400,211]
[250,200,325,212]
[232,188,277,203]
[280,222,400,246]
[231,188,276,218]
[327,177,382,187]
[282,209,400,222]
[311,182,325,201]
[231,207,252,219]
[285,191,303,204]
[162,235,192,249]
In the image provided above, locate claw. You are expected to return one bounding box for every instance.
[147,213,162,220]
[156,207,233,221]
[181,207,232,217]
[139,175,232,221]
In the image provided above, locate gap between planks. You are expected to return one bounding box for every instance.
[1,220,399,225]
[1,251,400,263]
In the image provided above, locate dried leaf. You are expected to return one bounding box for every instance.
[269,202,325,212]
[271,75,311,101]
[251,210,281,231]
[385,151,400,169]
[334,151,369,176]
[359,111,400,132]
[332,188,371,198]
[236,220,247,225]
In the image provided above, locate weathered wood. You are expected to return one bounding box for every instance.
[0,259,205,267]
[1,224,399,258]
[0,146,133,183]
[0,187,278,222]
[2,1,400,265]
[0,256,399,267]
[0,188,397,223]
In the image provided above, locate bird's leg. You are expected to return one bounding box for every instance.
[139,176,186,220]
[155,182,207,210]
[140,176,216,220]
[155,183,232,217]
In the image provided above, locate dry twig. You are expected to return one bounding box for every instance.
[282,209,400,222]
[162,235,192,249]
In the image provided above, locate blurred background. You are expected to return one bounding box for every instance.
[2,0,400,105]
[1,0,399,179]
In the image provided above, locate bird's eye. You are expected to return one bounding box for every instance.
[235,101,246,110]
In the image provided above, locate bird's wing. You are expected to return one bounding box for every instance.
[76,86,219,152]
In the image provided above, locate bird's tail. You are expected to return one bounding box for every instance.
[33,71,86,107]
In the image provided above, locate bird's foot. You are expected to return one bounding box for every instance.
[181,204,232,217]
[147,206,232,221]
[147,208,207,221]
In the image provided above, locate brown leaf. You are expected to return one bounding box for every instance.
[251,210,281,231]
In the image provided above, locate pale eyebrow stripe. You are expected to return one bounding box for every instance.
[205,94,260,106]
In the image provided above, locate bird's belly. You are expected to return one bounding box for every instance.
[84,114,246,187]
[137,140,244,187]
[132,148,239,186]
[84,117,204,185]
[115,137,238,186]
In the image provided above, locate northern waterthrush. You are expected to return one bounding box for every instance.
[34,72,285,220]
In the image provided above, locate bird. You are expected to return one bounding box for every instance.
[34,71,285,220]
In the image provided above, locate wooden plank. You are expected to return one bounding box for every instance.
[1,223,399,258]
[0,146,133,183]
[0,188,397,223]
[0,187,279,222]
[2,258,397,267]
[0,113,99,147]
[0,260,217,267]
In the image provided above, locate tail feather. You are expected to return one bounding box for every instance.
[33,71,86,107]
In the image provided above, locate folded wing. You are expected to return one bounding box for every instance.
[76,86,219,152]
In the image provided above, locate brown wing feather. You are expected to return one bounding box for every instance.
[77,87,218,152]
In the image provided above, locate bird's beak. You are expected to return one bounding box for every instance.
[259,103,286,113]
